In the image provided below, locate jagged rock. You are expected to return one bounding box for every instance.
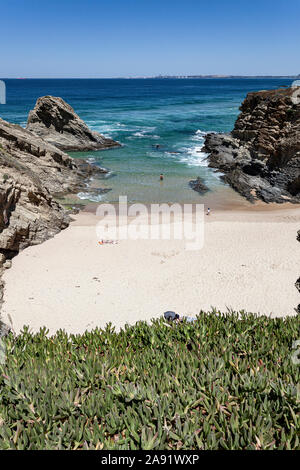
[0,147,70,258]
[203,87,300,203]
[189,177,209,194]
[0,115,108,261]
[26,96,121,152]
[0,118,104,196]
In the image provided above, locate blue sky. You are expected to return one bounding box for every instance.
[1,0,299,77]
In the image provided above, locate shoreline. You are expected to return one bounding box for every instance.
[79,199,300,225]
[2,202,299,335]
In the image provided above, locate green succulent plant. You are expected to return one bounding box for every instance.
[0,311,299,450]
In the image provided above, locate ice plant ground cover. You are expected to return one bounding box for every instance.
[0,311,299,450]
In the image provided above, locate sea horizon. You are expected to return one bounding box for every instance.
[2,75,300,79]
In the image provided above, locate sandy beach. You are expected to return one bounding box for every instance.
[2,204,300,335]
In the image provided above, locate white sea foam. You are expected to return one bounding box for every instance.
[133,130,148,138]
[131,131,160,139]
[175,129,210,167]
[212,170,225,180]
[87,121,130,138]
[178,145,209,167]
[191,129,213,141]
[77,192,104,202]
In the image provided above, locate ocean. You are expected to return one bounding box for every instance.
[0,78,294,206]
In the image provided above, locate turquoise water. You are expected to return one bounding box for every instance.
[0,78,294,205]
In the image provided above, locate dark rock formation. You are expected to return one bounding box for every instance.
[0,148,69,258]
[189,177,209,194]
[26,96,121,152]
[0,118,103,196]
[203,87,300,203]
[0,117,106,267]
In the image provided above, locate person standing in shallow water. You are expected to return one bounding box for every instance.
[160,174,164,181]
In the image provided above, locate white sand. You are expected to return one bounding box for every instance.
[2,205,300,335]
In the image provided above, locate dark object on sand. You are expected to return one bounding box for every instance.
[163,311,196,323]
[164,311,179,321]
[189,177,209,194]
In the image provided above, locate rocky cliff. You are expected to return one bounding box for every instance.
[0,118,105,195]
[203,87,300,203]
[0,116,107,310]
[26,96,121,152]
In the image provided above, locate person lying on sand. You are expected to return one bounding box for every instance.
[98,239,118,245]
[164,311,196,323]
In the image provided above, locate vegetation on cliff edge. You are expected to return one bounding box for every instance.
[0,311,299,450]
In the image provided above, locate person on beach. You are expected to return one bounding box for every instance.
[206,207,210,216]
[164,311,196,323]
[160,174,164,181]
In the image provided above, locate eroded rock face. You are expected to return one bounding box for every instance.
[0,150,69,258]
[0,118,104,196]
[0,116,105,268]
[203,87,300,203]
[26,96,121,151]
[0,145,71,311]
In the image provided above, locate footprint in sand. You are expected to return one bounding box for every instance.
[151,250,180,262]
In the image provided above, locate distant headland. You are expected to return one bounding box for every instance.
[124,74,300,80]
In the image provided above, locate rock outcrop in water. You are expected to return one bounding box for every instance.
[26,96,121,152]
[189,177,209,194]
[203,87,300,203]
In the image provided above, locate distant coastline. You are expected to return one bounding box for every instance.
[126,74,300,80]
[1,75,300,80]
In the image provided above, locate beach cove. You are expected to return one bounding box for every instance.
[2,203,299,335]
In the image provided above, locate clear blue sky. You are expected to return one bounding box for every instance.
[1,0,299,77]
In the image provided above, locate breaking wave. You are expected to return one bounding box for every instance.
[77,192,104,202]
